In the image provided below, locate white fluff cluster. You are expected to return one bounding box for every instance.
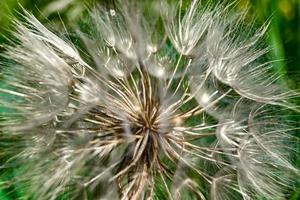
[0,0,299,199]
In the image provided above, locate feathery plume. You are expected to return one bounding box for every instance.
[0,0,299,199]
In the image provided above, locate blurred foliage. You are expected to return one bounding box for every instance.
[0,0,299,199]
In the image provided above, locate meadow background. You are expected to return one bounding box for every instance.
[0,0,299,199]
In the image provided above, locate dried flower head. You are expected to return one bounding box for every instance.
[0,0,299,200]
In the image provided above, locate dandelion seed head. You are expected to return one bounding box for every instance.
[0,0,299,200]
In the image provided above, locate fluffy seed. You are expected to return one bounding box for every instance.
[0,1,299,200]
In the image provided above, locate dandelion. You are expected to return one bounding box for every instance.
[0,0,299,199]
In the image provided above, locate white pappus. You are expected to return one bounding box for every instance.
[0,0,299,200]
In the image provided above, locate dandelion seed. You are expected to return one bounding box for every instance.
[0,0,299,200]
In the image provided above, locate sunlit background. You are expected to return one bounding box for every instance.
[0,0,299,199]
